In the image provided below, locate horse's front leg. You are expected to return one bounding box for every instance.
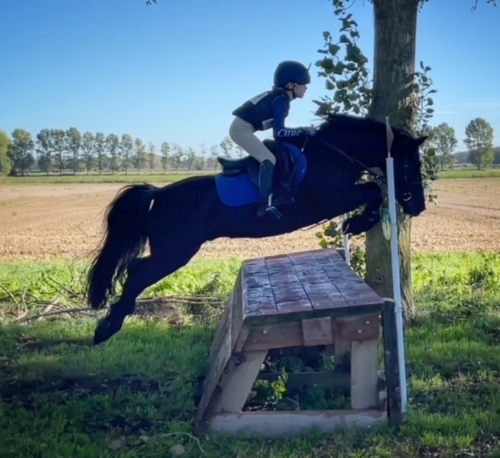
[341,183,384,235]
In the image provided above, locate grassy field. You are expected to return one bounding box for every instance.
[1,252,500,457]
[0,172,208,186]
[438,168,500,179]
[0,167,498,186]
[1,174,500,456]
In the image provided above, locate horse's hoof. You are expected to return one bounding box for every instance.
[342,219,356,235]
[93,315,124,345]
[342,211,381,236]
[342,217,364,236]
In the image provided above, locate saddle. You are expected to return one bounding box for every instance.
[216,139,300,193]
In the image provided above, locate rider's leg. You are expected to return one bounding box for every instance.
[229,117,280,218]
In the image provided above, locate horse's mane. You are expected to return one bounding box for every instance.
[317,113,410,139]
[297,113,410,170]
[317,113,378,132]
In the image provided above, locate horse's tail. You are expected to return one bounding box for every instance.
[85,183,158,310]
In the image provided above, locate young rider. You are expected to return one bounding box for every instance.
[229,60,316,218]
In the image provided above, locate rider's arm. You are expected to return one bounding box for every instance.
[271,95,307,140]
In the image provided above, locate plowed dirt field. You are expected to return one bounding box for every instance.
[1,178,499,262]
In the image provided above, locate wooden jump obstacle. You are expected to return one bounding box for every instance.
[195,248,403,438]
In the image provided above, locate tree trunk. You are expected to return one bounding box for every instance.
[365,0,420,320]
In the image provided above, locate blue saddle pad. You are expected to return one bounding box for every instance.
[215,171,260,207]
[215,144,308,208]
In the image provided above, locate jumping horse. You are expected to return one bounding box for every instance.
[85,113,427,345]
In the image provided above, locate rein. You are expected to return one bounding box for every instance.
[298,126,397,233]
[313,134,385,183]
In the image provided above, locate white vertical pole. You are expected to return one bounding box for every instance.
[342,214,350,266]
[385,117,408,413]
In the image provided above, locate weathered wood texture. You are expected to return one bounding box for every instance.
[210,350,268,415]
[207,409,388,438]
[242,248,384,324]
[195,248,394,437]
[195,276,245,426]
[241,312,380,351]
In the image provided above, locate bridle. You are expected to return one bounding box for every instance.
[309,134,384,182]
[308,131,417,203]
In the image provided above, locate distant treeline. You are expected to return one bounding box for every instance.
[0,126,243,176]
[2,119,499,177]
[425,118,497,171]
[453,147,500,165]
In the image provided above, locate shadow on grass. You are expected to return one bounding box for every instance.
[3,288,500,457]
[0,300,219,417]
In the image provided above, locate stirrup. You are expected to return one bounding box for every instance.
[263,193,282,219]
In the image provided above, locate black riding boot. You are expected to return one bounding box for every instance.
[257,160,281,219]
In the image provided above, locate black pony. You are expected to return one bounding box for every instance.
[85,113,427,345]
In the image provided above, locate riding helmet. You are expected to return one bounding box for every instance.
[273,60,311,88]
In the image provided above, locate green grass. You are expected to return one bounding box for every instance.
[0,258,242,305]
[1,252,500,457]
[438,168,500,179]
[1,168,499,185]
[0,171,208,185]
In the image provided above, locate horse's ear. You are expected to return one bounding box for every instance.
[414,135,428,146]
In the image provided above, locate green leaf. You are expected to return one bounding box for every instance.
[333,62,345,75]
[328,44,341,55]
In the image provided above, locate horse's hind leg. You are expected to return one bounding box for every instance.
[93,241,201,345]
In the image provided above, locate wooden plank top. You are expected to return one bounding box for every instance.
[240,248,384,324]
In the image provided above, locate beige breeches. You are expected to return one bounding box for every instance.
[229,116,276,165]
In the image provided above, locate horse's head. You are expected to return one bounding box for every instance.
[304,114,427,218]
[388,127,427,217]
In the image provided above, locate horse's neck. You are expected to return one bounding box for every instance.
[306,157,361,190]
[311,144,378,172]
[320,126,387,169]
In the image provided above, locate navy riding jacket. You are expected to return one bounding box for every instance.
[232,88,307,140]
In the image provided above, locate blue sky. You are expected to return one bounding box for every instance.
[1,0,499,153]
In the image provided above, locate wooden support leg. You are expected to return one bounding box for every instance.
[350,338,379,409]
[325,316,350,369]
[212,350,268,414]
[333,338,351,369]
[336,312,380,409]
[382,299,404,427]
